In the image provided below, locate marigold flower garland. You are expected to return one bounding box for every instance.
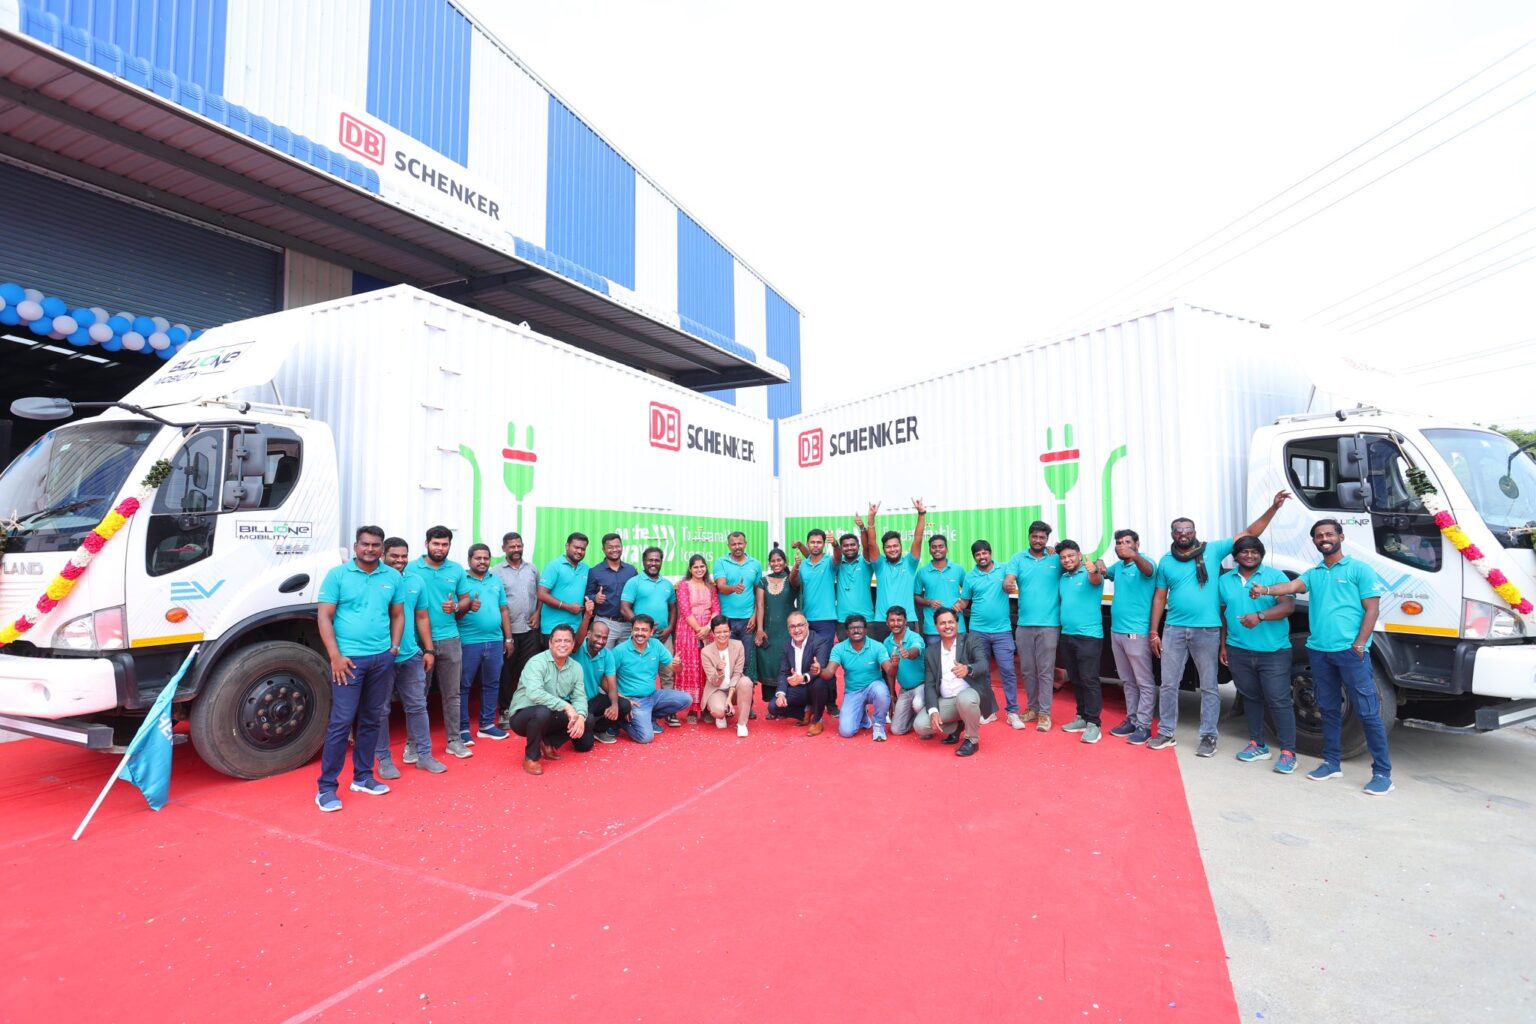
[0,459,172,647]
[1407,467,1534,618]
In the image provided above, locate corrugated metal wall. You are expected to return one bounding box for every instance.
[12,0,803,415]
[366,0,471,165]
[545,98,636,290]
[283,251,353,308]
[223,0,370,146]
[0,161,279,328]
[27,0,228,93]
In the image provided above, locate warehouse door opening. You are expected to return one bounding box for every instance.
[0,161,282,462]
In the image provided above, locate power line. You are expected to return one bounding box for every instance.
[1344,245,1536,332]
[1049,32,1536,332]
[1318,221,1536,328]
[1306,203,1536,323]
[1403,335,1536,373]
[1154,83,1536,306]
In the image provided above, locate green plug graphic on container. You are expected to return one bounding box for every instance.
[502,422,536,536]
[1040,424,1081,537]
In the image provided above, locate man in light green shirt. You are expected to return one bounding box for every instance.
[507,624,594,775]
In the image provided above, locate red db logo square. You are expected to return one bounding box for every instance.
[798,429,823,467]
[339,112,386,165]
[649,402,681,451]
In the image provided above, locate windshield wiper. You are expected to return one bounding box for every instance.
[17,497,103,524]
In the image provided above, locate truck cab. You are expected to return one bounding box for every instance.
[0,388,344,778]
[1247,409,1536,754]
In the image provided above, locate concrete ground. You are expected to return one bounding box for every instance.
[1166,687,1536,1023]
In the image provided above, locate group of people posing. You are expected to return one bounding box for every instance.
[312,491,1395,811]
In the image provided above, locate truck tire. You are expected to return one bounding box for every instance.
[1287,638,1398,760]
[190,641,331,779]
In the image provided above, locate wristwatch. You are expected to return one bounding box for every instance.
[423,648,436,655]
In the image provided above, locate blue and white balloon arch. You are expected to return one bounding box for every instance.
[0,280,205,360]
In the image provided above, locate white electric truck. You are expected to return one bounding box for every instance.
[0,287,774,777]
[777,303,1536,757]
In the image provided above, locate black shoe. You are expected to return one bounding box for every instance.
[942,730,962,745]
[828,702,841,716]
[956,739,979,757]
[749,709,758,720]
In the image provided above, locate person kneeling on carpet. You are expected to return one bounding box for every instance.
[914,608,991,757]
[700,615,753,737]
[507,624,594,775]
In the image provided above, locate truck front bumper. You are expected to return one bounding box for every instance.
[1468,643,1536,700]
[0,651,120,718]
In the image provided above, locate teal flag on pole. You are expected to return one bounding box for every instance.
[122,649,197,811]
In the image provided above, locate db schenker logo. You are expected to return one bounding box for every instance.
[649,402,681,451]
[339,112,386,166]
[798,429,824,467]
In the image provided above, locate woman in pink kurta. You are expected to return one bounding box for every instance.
[674,554,721,721]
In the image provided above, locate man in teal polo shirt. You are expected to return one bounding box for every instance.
[713,531,764,685]
[1148,490,1290,756]
[1105,529,1157,743]
[882,606,928,735]
[611,615,690,743]
[822,614,890,740]
[1055,541,1106,744]
[621,546,677,646]
[538,532,590,636]
[457,543,512,744]
[406,525,474,759]
[1254,519,1390,794]
[315,526,405,812]
[914,533,967,644]
[1219,536,1298,774]
[790,527,840,688]
[963,540,1021,726]
[574,616,625,744]
[1007,520,1061,731]
[376,538,446,779]
[868,499,927,642]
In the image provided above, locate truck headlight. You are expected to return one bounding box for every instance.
[1462,600,1527,640]
[51,606,127,651]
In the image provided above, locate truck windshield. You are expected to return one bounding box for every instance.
[0,422,160,553]
[1425,428,1536,550]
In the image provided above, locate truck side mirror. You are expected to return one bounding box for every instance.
[1336,436,1365,482]
[232,432,269,475]
[1337,482,1367,511]
[222,475,265,510]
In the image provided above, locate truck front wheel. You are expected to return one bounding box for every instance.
[190,641,332,779]
[1288,639,1398,760]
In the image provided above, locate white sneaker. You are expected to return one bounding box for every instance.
[1007,712,1025,730]
[737,723,748,738]
[980,713,997,725]
[715,715,728,729]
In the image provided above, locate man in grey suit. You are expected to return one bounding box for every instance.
[914,607,993,757]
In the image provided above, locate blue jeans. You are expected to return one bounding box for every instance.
[318,650,394,794]
[808,620,837,698]
[1227,646,1296,751]
[838,682,891,737]
[1159,625,1221,737]
[622,689,692,743]
[1310,648,1391,775]
[377,653,433,760]
[459,640,505,732]
[973,630,1018,713]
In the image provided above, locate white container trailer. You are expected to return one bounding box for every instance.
[0,286,771,777]
[778,302,1536,756]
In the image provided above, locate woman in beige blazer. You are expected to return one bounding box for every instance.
[699,614,752,737]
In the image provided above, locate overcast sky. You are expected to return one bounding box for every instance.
[483,1,1536,427]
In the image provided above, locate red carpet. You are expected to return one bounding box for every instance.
[0,680,1237,1023]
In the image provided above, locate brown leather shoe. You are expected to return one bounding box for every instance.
[806,720,824,737]
[522,758,543,776]
[796,713,812,727]
[540,743,562,761]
